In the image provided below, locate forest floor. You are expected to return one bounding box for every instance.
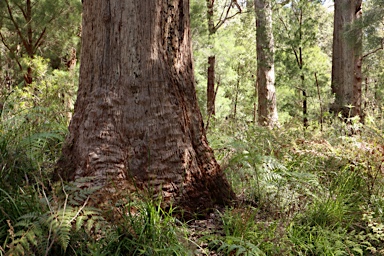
[2,120,384,255]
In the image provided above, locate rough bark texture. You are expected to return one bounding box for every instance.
[255,0,278,127]
[56,0,234,216]
[331,0,362,118]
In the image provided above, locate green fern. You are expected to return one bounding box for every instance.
[4,180,108,256]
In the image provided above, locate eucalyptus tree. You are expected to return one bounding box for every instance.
[255,0,278,126]
[359,0,384,116]
[330,0,362,118]
[56,0,235,215]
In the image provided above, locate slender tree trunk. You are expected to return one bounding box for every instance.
[255,0,278,127]
[206,0,215,35]
[206,0,216,118]
[56,0,234,216]
[24,0,34,85]
[207,56,216,116]
[302,87,308,128]
[364,77,368,117]
[315,72,323,131]
[233,65,241,119]
[204,0,241,120]
[331,0,362,118]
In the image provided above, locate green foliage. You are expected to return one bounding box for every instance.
[205,113,384,255]
[288,225,362,256]
[274,1,333,124]
[1,179,107,256]
[208,236,265,256]
[206,207,292,255]
[88,199,189,256]
[1,181,189,256]
[216,124,321,216]
[191,0,256,121]
[0,56,77,191]
[0,0,81,62]
[359,0,384,118]
[356,200,384,254]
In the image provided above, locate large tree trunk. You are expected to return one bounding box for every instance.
[331,0,362,118]
[255,0,278,127]
[56,0,234,216]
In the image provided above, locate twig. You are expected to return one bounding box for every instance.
[362,39,384,59]
[70,196,90,223]
[214,0,242,32]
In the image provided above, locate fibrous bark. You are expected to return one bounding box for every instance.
[56,0,234,216]
[331,0,362,118]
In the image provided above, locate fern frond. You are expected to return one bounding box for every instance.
[25,228,38,247]
[86,216,95,233]
[16,212,39,224]
[4,179,109,256]
[20,132,63,148]
[57,224,71,251]
[262,170,283,183]
[75,215,86,232]
[13,243,25,256]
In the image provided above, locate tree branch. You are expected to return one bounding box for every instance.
[216,0,229,29]
[277,15,301,67]
[0,31,12,52]
[362,39,384,59]
[0,23,23,71]
[4,0,29,54]
[14,2,27,20]
[34,27,47,51]
[214,0,242,32]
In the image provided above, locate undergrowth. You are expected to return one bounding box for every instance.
[205,118,384,255]
[2,71,384,255]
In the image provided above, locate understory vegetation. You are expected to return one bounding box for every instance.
[2,82,384,255]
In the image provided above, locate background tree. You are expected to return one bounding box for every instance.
[56,0,235,215]
[330,0,363,119]
[255,0,278,126]
[205,0,241,120]
[358,0,384,119]
[274,0,332,126]
[191,0,257,127]
[0,0,81,85]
